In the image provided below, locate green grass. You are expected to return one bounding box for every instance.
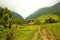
[38,33,43,40]
[13,23,60,40]
[15,25,38,40]
[43,23,60,40]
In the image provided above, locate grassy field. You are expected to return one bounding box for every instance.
[44,23,60,40]
[14,23,60,40]
[15,25,38,40]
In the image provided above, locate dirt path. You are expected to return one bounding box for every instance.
[42,28,48,40]
[32,26,56,40]
[32,27,49,40]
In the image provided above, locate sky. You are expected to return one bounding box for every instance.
[0,0,60,18]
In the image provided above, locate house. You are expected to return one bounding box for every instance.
[27,19,36,24]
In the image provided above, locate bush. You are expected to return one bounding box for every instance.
[34,20,41,25]
[45,18,58,23]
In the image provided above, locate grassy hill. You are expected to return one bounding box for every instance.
[26,2,60,20]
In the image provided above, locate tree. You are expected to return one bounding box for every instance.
[0,8,3,18]
[1,7,12,29]
[0,7,16,40]
[45,18,57,23]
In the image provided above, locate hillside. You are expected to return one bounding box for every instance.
[11,12,24,20]
[26,2,60,20]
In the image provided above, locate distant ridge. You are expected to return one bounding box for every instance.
[26,2,60,20]
[11,12,24,20]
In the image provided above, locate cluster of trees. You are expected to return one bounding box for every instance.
[12,18,24,25]
[45,18,59,23]
[0,7,12,29]
[0,7,17,40]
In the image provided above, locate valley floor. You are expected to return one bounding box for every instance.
[14,23,60,40]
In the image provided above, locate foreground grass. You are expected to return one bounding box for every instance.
[14,23,60,40]
[43,23,60,40]
[15,25,38,40]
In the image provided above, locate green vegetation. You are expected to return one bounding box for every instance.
[37,14,60,24]
[0,7,23,40]
[44,23,60,40]
[0,2,60,40]
[15,25,38,40]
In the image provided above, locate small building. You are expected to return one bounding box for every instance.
[27,19,36,24]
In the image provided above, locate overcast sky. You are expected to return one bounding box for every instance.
[0,0,60,18]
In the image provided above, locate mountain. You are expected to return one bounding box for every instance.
[26,7,50,19]
[52,2,60,9]
[11,12,24,20]
[26,2,60,20]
